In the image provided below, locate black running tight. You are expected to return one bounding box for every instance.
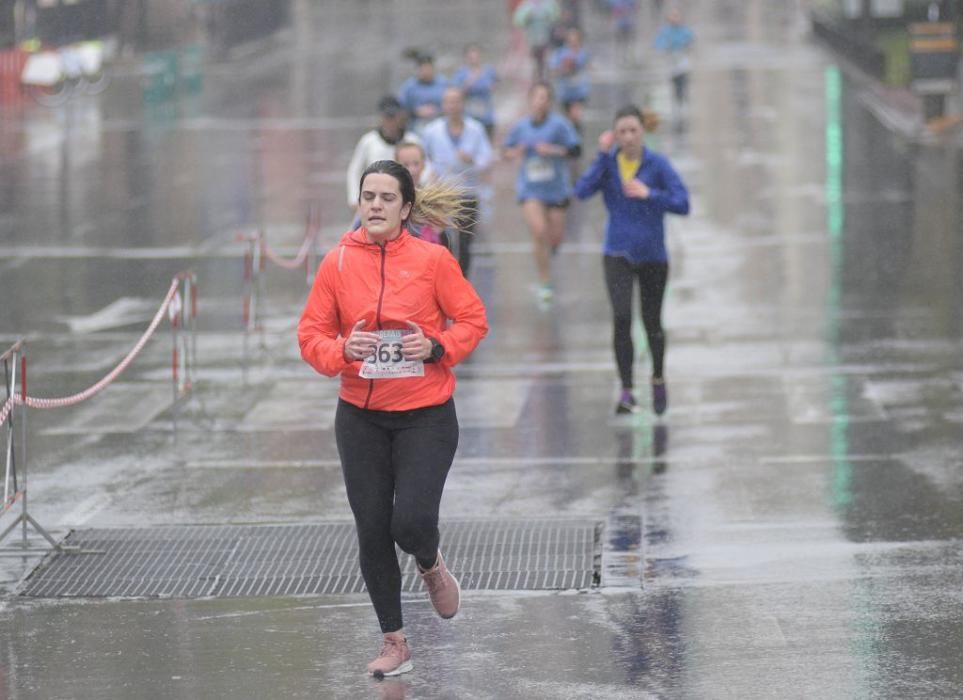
[603,255,669,389]
[334,398,459,633]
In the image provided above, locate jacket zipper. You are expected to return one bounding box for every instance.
[363,243,388,409]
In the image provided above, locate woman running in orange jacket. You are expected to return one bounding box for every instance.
[298,160,488,678]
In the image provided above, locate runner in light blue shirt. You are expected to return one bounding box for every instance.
[513,0,561,80]
[421,87,494,276]
[502,81,581,302]
[398,53,448,134]
[503,86,581,206]
[549,27,591,134]
[655,7,695,120]
[451,44,498,140]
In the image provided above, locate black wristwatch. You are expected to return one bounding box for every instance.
[426,337,445,363]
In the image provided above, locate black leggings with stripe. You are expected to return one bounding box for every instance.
[603,255,669,389]
[335,398,458,633]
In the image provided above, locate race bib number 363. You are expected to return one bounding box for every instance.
[358,330,425,379]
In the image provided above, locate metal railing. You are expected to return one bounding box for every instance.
[239,205,322,336]
[810,11,887,79]
[0,272,198,553]
[0,340,55,552]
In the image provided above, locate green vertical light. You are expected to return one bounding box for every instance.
[824,73,883,682]
[825,65,845,241]
[824,64,852,509]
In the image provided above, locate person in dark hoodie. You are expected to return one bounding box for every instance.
[574,105,689,416]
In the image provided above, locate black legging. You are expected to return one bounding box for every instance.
[334,398,459,633]
[672,72,689,105]
[603,255,669,389]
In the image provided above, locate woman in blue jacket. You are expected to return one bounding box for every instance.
[574,105,689,415]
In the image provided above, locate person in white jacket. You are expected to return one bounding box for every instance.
[345,96,424,215]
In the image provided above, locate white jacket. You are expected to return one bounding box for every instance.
[345,129,424,206]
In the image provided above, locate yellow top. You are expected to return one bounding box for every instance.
[617,151,641,184]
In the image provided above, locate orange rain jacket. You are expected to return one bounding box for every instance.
[298,228,488,412]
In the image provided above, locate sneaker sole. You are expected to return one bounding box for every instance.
[371,660,413,678]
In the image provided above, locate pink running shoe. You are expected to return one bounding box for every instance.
[418,550,461,619]
[367,633,413,678]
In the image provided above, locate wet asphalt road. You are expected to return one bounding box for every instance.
[1,1,963,698]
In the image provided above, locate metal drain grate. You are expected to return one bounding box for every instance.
[18,520,601,598]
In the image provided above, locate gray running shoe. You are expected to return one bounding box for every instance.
[652,380,668,415]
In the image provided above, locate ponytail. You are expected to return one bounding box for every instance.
[409,178,474,231]
[641,109,661,132]
[360,159,473,232]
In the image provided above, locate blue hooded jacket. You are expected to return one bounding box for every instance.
[574,146,689,263]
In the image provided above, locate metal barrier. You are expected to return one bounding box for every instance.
[239,205,322,335]
[169,272,198,401]
[240,228,264,335]
[810,12,886,80]
[0,272,197,553]
[0,340,58,553]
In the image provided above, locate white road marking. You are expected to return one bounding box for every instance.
[186,456,665,470]
[57,297,159,334]
[57,493,112,528]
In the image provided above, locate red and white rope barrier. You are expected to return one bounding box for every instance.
[0,273,194,425]
[0,273,195,553]
[238,206,321,332]
[262,228,317,270]
[240,206,322,276]
[0,377,19,427]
